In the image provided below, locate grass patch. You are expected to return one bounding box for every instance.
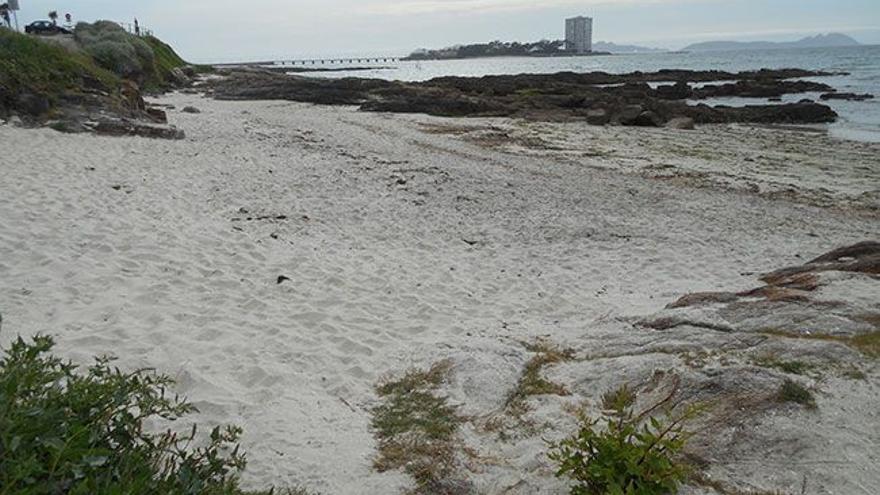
[0,29,118,109]
[0,335,311,494]
[751,354,814,375]
[778,379,817,409]
[483,340,576,440]
[850,332,880,358]
[143,35,186,80]
[504,340,575,416]
[371,360,466,490]
[515,88,543,98]
[841,366,868,380]
[858,313,880,328]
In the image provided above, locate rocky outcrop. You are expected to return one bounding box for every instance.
[641,241,880,336]
[208,68,843,127]
[689,80,834,99]
[820,92,875,101]
[90,119,186,140]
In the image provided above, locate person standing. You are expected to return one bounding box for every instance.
[134,18,140,36]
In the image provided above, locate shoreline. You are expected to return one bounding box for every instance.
[1,93,878,494]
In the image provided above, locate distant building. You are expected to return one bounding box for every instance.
[565,16,593,53]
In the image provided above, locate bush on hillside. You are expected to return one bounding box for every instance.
[0,334,277,494]
[74,21,157,85]
[0,29,119,116]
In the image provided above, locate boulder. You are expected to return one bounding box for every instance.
[15,92,50,117]
[169,67,192,87]
[145,107,168,123]
[665,117,695,130]
[654,81,692,100]
[585,108,610,126]
[633,110,663,127]
[613,104,644,125]
[182,106,201,114]
[92,119,186,140]
[47,119,89,134]
[120,81,146,113]
[181,65,198,78]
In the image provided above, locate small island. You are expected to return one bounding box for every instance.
[403,39,612,61]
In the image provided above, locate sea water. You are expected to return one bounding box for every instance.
[301,45,880,143]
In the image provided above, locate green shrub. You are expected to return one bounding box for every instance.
[778,379,817,409]
[85,40,145,78]
[74,22,158,83]
[549,385,695,495]
[143,35,190,80]
[0,335,278,494]
[0,29,118,103]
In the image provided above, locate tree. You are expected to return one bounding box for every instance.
[48,10,58,25]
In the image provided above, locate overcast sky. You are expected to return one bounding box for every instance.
[12,0,880,62]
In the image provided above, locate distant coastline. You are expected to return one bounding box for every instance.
[402,33,863,62]
[683,33,860,52]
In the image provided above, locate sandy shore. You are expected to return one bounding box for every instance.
[1,93,878,494]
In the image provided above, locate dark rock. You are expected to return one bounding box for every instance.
[654,81,692,100]
[92,119,185,140]
[120,81,146,113]
[47,119,88,133]
[181,65,198,78]
[182,106,201,114]
[586,108,610,125]
[762,241,880,285]
[207,68,842,126]
[633,110,663,127]
[362,88,510,117]
[820,92,874,101]
[667,291,739,309]
[145,107,168,123]
[692,80,833,99]
[613,104,644,125]
[16,92,50,117]
[169,67,192,87]
[679,101,837,125]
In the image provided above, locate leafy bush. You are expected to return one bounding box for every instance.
[549,384,695,495]
[0,335,274,494]
[74,21,160,86]
[0,29,118,105]
[84,40,146,78]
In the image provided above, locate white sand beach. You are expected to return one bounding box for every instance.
[1,93,879,494]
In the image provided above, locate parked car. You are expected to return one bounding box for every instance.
[25,20,70,35]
